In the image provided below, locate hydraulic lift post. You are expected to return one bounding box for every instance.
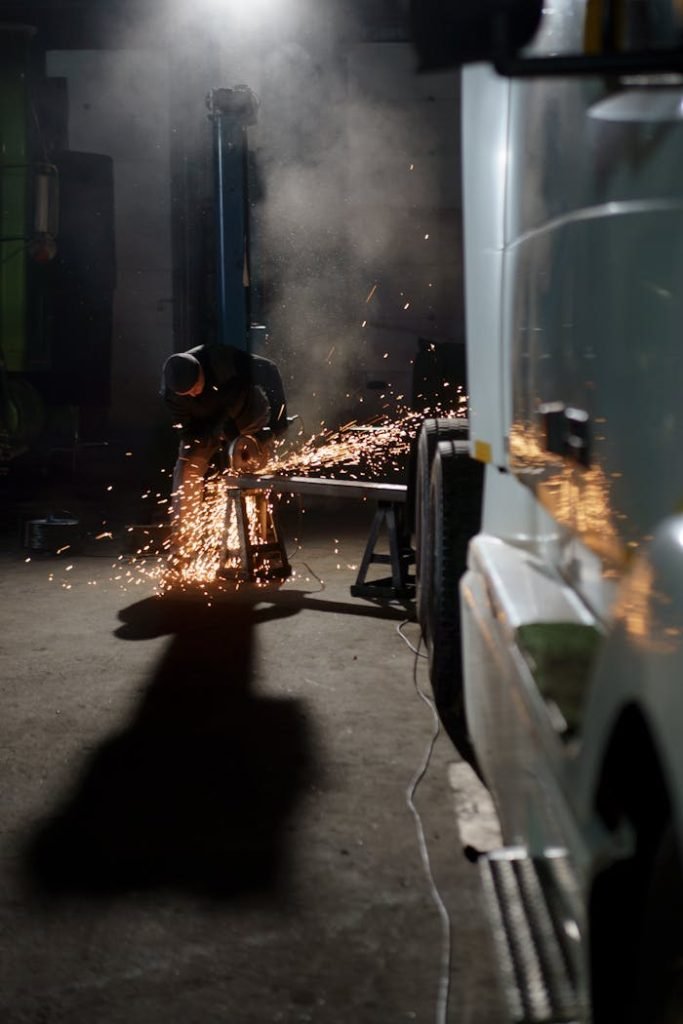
[207,85,259,352]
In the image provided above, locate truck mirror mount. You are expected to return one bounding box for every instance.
[410,0,544,72]
[411,0,683,78]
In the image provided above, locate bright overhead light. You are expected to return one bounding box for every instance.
[191,0,300,33]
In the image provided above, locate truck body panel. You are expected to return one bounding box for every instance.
[449,1,683,1019]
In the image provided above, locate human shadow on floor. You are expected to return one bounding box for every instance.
[112,586,411,644]
[24,597,318,901]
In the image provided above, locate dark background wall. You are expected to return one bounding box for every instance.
[0,0,463,453]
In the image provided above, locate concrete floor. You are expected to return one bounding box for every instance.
[0,454,507,1024]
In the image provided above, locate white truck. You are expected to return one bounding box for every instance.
[411,2,683,1021]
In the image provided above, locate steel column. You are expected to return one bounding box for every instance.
[207,86,258,351]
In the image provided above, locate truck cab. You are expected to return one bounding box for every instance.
[412,2,683,1020]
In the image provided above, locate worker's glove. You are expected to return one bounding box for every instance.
[228,434,268,473]
[235,385,271,437]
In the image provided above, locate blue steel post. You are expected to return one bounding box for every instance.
[207,86,259,352]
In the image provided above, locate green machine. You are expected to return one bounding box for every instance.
[0,23,59,466]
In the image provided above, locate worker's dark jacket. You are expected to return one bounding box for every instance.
[162,344,287,444]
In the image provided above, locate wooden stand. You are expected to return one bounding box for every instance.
[224,475,416,600]
[219,485,291,583]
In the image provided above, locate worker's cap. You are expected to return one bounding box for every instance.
[162,353,201,395]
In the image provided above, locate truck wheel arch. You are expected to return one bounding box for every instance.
[589,705,682,1023]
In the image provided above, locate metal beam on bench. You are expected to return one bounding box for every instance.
[230,473,414,602]
[232,474,407,503]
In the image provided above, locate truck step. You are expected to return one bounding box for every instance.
[479,847,583,1023]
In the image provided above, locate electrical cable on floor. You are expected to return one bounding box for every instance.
[293,559,325,591]
[400,620,452,1024]
[397,620,428,658]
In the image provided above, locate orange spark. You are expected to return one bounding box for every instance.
[125,398,469,597]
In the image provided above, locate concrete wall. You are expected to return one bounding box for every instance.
[346,44,463,416]
[252,40,463,426]
[46,49,172,436]
[45,36,463,438]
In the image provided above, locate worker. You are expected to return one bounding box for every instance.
[161,343,284,536]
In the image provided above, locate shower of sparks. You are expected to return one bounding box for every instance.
[40,396,468,601]
[271,402,466,478]
[141,397,467,594]
[160,475,229,590]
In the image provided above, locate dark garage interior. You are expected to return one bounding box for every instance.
[0,1,504,1021]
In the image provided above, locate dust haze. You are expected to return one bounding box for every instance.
[47,0,460,434]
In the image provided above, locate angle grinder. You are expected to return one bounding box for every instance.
[227,434,268,473]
